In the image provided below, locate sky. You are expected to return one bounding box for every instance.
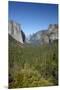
[8,1,58,36]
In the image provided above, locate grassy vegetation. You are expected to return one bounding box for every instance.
[9,35,58,88]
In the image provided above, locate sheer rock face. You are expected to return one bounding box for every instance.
[8,21,25,43]
[48,24,58,42]
[30,24,58,45]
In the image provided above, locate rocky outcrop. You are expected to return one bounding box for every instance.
[8,20,25,43]
[29,24,58,45]
[48,24,58,42]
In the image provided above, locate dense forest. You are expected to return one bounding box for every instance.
[9,35,58,88]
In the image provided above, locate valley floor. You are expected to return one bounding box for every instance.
[9,35,58,88]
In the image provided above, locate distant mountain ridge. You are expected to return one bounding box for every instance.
[29,24,58,45]
[8,20,58,45]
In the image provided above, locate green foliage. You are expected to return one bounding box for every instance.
[9,35,58,88]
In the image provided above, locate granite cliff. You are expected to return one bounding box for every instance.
[8,20,25,44]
